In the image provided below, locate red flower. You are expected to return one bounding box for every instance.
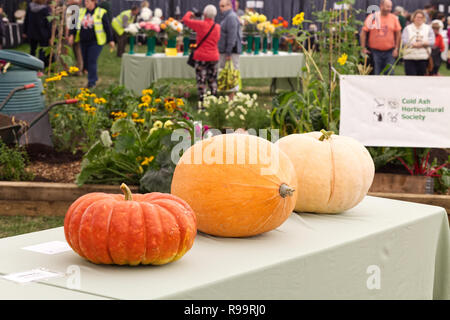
[272,19,279,25]
[282,21,289,28]
[278,16,284,21]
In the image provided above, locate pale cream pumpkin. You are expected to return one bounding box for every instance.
[275,130,375,214]
[171,133,298,237]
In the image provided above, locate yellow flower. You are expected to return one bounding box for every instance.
[45,76,61,83]
[94,97,106,104]
[142,89,154,96]
[292,12,305,26]
[112,132,119,138]
[149,127,158,135]
[146,107,157,113]
[153,120,163,128]
[138,103,149,108]
[141,156,155,166]
[258,15,267,23]
[154,98,162,104]
[54,113,60,118]
[76,93,87,101]
[69,66,79,73]
[338,53,348,66]
[112,111,128,120]
[59,71,69,77]
[176,98,184,107]
[132,112,139,119]
[133,118,145,124]
[89,93,97,98]
[163,120,174,129]
[141,95,152,104]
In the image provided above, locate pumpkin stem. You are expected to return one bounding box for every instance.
[319,129,334,141]
[279,183,295,198]
[120,183,133,201]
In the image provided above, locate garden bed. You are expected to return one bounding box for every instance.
[0,145,445,218]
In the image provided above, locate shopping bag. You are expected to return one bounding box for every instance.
[218,60,241,92]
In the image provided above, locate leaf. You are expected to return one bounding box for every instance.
[114,133,136,153]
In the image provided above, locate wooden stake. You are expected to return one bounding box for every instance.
[47,2,58,76]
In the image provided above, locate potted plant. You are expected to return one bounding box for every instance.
[161,17,183,50]
[271,16,289,55]
[139,21,161,56]
[124,23,140,55]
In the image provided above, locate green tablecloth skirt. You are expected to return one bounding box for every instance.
[119,52,305,94]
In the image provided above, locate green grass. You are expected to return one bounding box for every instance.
[0,216,65,239]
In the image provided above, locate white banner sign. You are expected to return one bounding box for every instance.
[339,75,450,148]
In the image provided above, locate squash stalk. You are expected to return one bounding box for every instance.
[279,183,295,198]
[120,183,133,201]
[319,129,334,141]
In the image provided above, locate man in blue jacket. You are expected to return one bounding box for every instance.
[218,0,242,86]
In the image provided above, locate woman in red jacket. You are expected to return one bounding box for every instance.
[182,5,221,105]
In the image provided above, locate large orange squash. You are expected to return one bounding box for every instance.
[275,130,375,214]
[171,133,297,237]
[64,184,197,265]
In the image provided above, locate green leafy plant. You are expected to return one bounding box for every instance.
[198,93,229,131]
[275,0,365,135]
[0,139,34,181]
[75,87,194,188]
[49,88,111,154]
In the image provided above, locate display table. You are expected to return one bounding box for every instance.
[0,196,448,300]
[119,52,305,94]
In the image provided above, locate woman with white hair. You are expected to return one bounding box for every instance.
[394,6,406,30]
[182,5,221,105]
[402,10,435,76]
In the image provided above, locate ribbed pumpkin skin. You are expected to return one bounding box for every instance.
[171,134,298,237]
[276,132,375,214]
[64,192,197,265]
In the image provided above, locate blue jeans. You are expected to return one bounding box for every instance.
[371,48,395,75]
[80,42,103,87]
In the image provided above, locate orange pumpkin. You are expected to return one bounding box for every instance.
[171,134,297,237]
[64,184,197,265]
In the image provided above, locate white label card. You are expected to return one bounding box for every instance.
[2,268,65,284]
[22,241,72,255]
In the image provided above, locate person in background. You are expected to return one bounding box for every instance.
[112,5,140,57]
[98,0,112,22]
[394,6,406,31]
[423,4,434,24]
[0,5,5,50]
[435,12,447,29]
[402,10,435,76]
[218,0,242,97]
[430,21,445,75]
[23,0,51,67]
[68,0,115,89]
[137,1,151,45]
[65,0,83,75]
[360,0,401,75]
[182,5,220,105]
[235,1,245,17]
